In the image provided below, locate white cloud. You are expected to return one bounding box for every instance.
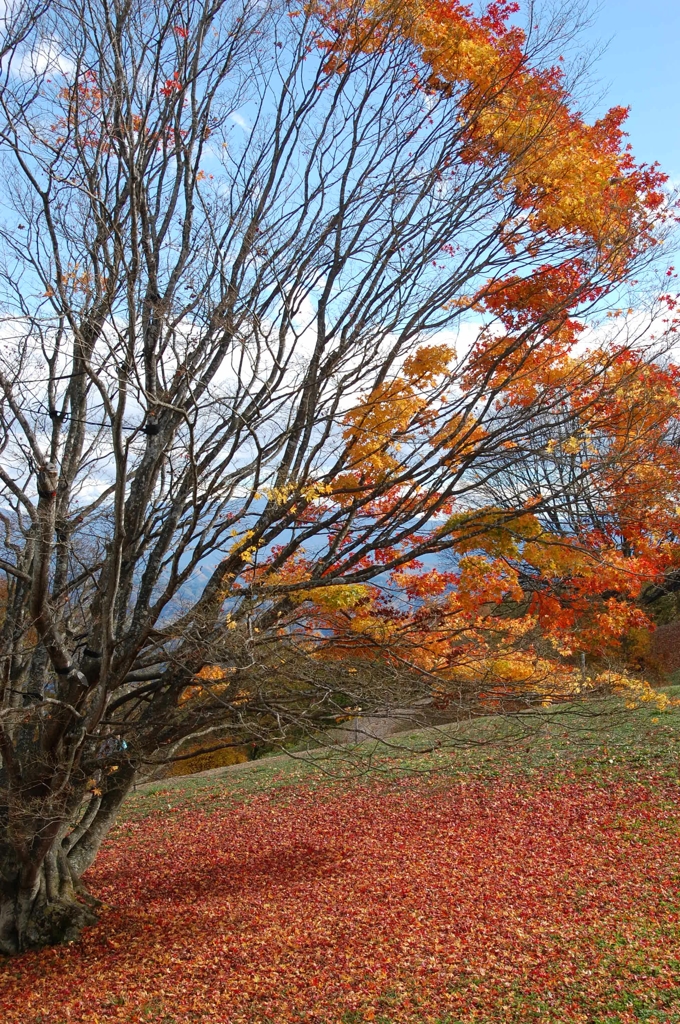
[10,37,74,81]
[229,111,251,133]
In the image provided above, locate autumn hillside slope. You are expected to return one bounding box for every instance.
[2,697,680,1024]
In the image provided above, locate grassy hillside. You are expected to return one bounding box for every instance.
[126,689,680,822]
[2,692,680,1024]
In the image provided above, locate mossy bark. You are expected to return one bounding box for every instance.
[0,764,135,954]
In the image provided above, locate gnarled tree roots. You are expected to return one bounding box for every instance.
[0,850,101,955]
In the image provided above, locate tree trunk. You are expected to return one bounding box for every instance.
[0,764,135,954]
[0,850,99,955]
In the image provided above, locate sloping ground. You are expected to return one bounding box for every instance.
[2,701,680,1024]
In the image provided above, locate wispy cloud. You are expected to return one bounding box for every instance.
[9,37,74,81]
[229,111,251,133]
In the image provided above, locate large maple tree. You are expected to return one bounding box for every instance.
[0,0,675,952]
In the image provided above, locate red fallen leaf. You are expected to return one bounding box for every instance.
[2,768,680,1023]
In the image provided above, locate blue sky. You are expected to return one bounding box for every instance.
[581,0,680,181]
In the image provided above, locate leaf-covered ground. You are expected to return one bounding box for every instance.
[2,706,680,1023]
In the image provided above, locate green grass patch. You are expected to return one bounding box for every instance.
[123,691,680,822]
